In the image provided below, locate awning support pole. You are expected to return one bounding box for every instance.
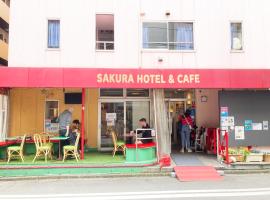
[81,88,86,159]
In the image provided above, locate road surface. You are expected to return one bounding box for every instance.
[0,174,270,199]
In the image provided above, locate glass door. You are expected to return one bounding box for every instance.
[99,101,125,150]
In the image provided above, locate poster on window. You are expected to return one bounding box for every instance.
[106,113,117,121]
[220,107,229,117]
[45,120,59,133]
[227,116,235,126]
[244,120,253,131]
[263,121,269,131]
[252,123,263,131]
[107,120,115,126]
[221,117,229,127]
[235,126,245,140]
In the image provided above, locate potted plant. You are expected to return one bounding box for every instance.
[228,147,246,162]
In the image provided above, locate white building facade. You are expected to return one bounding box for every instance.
[2,0,270,155]
[8,0,270,69]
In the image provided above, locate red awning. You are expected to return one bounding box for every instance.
[0,67,270,88]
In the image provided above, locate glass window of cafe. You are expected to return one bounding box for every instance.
[45,100,59,133]
[99,89,150,148]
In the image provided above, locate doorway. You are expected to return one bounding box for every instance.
[166,100,186,149]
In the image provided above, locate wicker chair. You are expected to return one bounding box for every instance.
[63,133,80,162]
[7,135,26,163]
[111,131,126,157]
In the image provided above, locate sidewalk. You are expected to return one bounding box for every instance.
[2,153,270,180]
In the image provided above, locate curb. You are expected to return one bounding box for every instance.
[0,172,172,181]
[223,169,270,174]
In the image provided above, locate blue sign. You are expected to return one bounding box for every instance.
[245,120,253,131]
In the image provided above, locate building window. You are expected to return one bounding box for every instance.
[100,89,123,97]
[231,22,243,50]
[47,20,60,48]
[45,100,59,133]
[143,22,167,49]
[126,89,149,97]
[168,22,194,50]
[126,101,150,133]
[143,22,194,50]
[96,14,114,50]
[100,89,150,97]
[164,89,195,99]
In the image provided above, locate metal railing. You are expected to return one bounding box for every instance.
[143,41,194,50]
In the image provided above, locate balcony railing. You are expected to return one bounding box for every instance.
[143,42,194,50]
[96,41,114,50]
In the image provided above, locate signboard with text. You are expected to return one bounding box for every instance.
[1,67,270,88]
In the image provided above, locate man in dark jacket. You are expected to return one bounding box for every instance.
[135,118,152,144]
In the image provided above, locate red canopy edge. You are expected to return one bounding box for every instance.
[1,67,270,88]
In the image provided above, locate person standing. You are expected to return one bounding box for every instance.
[180,110,193,153]
[58,107,74,158]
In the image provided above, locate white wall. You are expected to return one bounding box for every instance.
[195,89,220,128]
[8,0,270,69]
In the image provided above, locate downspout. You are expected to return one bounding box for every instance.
[81,88,86,159]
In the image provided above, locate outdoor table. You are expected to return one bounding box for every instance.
[49,136,69,159]
[125,142,156,163]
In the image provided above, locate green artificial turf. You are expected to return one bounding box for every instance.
[0,152,126,166]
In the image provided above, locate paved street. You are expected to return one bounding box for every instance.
[0,174,270,199]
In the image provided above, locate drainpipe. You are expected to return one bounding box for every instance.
[81,88,86,159]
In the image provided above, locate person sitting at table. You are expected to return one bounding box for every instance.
[130,118,152,144]
[69,119,80,145]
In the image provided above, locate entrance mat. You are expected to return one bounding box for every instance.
[171,153,203,166]
[174,166,223,182]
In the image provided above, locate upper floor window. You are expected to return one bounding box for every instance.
[96,14,114,50]
[100,89,150,97]
[100,89,123,97]
[126,89,149,97]
[143,22,194,50]
[47,20,60,49]
[168,22,194,50]
[230,22,243,51]
[143,22,167,49]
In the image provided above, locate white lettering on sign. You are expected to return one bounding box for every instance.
[97,73,134,84]
[97,73,200,85]
[177,74,200,84]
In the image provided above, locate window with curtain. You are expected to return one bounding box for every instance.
[168,22,194,50]
[142,22,168,49]
[142,22,194,50]
[231,22,242,50]
[48,20,60,48]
